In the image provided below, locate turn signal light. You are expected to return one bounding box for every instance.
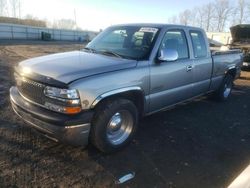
[64,106,82,114]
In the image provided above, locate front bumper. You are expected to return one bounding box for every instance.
[10,86,94,147]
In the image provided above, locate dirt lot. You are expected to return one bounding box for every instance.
[0,41,250,188]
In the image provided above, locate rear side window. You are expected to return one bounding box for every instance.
[190,31,207,58]
[160,30,189,59]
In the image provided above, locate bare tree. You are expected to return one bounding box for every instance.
[248,2,250,21]
[168,15,178,24]
[233,0,249,24]
[53,19,75,30]
[213,0,232,32]
[238,0,246,23]
[188,7,199,27]
[0,0,7,16]
[167,0,250,32]
[24,14,38,20]
[196,7,205,28]
[202,3,214,32]
[9,0,21,18]
[179,9,192,25]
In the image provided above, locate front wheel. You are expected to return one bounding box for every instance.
[90,99,138,153]
[214,74,233,101]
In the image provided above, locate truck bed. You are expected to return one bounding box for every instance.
[211,49,242,56]
[211,49,243,78]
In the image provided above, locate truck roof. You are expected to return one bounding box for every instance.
[110,23,204,31]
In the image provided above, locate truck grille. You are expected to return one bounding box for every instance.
[15,74,45,105]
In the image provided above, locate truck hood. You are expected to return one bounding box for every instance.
[17,51,137,84]
[230,24,250,43]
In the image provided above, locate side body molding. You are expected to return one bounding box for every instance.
[90,86,144,109]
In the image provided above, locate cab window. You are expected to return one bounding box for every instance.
[160,29,189,59]
[190,31,207,58]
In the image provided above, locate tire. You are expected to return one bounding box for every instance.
[90,98,138,153]
[214,74,234,101]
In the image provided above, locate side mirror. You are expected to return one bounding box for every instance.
[158,49,178,62]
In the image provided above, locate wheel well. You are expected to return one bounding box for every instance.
[226,68,236,79]
[94,90,145,117]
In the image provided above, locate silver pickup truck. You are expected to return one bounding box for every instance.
[10,24,243,153]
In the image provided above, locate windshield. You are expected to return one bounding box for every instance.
[86,26,160,60]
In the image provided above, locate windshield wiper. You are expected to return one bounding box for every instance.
[83,48,135,60]
[98,50,123,59]
[82,47,97,53]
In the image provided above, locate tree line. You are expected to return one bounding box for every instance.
[0,0,80,30]
[168,0,250,32]
[0,0,46,27]
[0,0,73,29]
[0,0,21,18]
[0,16,46,27]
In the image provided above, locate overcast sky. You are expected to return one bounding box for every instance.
[21,0,210,31]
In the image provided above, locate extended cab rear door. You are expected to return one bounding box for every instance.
[189,30,212,96]
[149,28,195,112]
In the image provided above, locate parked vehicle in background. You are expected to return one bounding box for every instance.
[208,38,230,52]
[230,24,250,69]
[10,24,243,153]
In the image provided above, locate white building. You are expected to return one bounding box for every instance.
[206,32,232,45]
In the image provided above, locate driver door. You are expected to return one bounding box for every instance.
[149,29,195,112]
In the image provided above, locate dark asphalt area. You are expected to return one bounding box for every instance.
[0,41,250,188]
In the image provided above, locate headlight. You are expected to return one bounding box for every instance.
[44,86,81,114]
[44,86,80,99]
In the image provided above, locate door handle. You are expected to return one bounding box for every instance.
[186,65,193,72]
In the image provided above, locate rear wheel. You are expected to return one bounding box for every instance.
[214,74,233,101]
[90,99,138,153]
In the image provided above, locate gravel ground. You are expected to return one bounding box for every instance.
[0,41,250,188]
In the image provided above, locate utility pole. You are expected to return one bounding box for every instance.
[74,9,77,29]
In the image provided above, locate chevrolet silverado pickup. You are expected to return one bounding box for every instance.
[10,24,243,153]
